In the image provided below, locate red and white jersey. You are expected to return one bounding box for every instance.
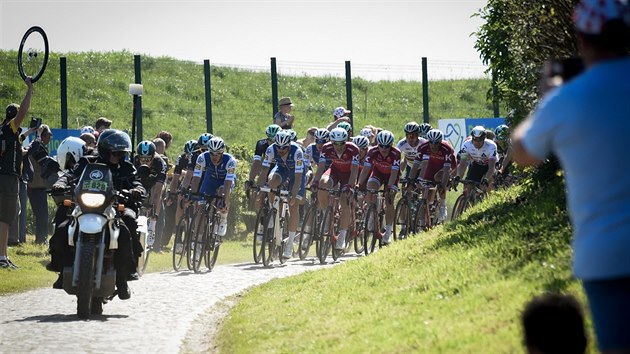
[396,137,427,163]
[415,141,456,181]
[364,146,401,175]
[458,139,498,166]
[318,142,360,174]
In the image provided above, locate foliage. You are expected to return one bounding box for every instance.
[473,0,579,125]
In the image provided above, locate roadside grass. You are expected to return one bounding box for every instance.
[0,237,253,296]
[216,178,596,352]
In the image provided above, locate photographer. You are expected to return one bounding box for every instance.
[0,77,32,269]
[512,0,630,351]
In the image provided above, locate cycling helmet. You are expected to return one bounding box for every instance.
[208,137,226,153]
[57,136,86,170]
[426,129,443,144]
[376,130,395,147]
[274,130,292,147]
[184,139,197,154]
[494,124,509,141]
[329,127,348,143]
[314,128,329,142]
[265,124,281,139]
[97,129,132,161]
[470,125,487,139]
[286,129,298,142]
[352,135,370,149]
[80,126,95,135]
[337,121,352,134]
[137,140,156,157]
[419,123,432,138]
[198,133,213,149]
[403,121,420,134]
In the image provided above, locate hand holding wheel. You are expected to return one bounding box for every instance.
[18,26,49,83]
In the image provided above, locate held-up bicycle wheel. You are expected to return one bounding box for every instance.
[18,26,49,83]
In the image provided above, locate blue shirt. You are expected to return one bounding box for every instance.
[262,142,304,174]
[522,57,630,280]
[194,152,237,186]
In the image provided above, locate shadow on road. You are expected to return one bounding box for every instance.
[9,313,128,323]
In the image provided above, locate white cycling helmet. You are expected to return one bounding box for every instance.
[329,127,348,143]
[314,128,329,142]
[419,123,432,138]
[352,136,370,149]
[376,130,395,146]
[57,136,86,170]
[208,137,225,153]
[471,125,487,139]
[427,129,443,144]
[286,129,298,142]
[274,130,292,147]
[403,121,420,134]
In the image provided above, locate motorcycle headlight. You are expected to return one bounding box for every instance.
[80,193,106,208]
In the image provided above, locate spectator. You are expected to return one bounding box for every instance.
[94,117,112,135]
[79,132,96,150]
[326,106,351,131]
[522,293,587,354]
[274,97,295,129]
[8,125,37,247]
[80,125,95,135]
[360,125,378,146]
[0,77,33,269]
[512,0,630,352]
[298,126,317,148]
[152,135,171,253]
[155,130,173,151]
[26,124,55,244]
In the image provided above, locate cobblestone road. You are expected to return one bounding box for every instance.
[0,257,347,353]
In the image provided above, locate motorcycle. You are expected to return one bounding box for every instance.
[61,162,137,319]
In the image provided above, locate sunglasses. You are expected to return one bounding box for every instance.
[316,139,327,145]
[472,137,484,143]
[333,141,346,146]
[430,141,441,145]
[112,151,127,158]
[277,145,289,150]
[139,156,152,163]
[210,151,223,156]
[378,144,391,149]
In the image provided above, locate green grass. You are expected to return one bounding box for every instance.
[216,177,595,353]
[0,237,253,295]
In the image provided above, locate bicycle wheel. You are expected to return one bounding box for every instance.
[298,204,316,260]
[317,207,333,264]
[364,204,378,255]
[414,200,430,232]
[205,214,221,271]
[393,198,410,240]
[186,218,196,271]
[353,202,366,254]
[330,207,343,261]
[192,218,208,273]
[17,26,49,83]
[172,217,188,271]
[261,212,276,268]
[451,194,465,221]
[252,207,266,264]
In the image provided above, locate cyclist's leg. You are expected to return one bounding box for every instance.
[335,172,351,250]
[317,168,332,212]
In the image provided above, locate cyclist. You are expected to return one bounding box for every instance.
[337,121,353,140]
[493,124,513,176]
[352,135,370,167]
[312,127,360,250]
[304,128,329,186]
[180,133,213,197]
[190,137,236,237]
[408,129,456,222]
[257,130,306,260]
[357,130,402,245]
[454,126,497,192]
[245,124,281,193]
[133,140,168,252]
[170,139,197,227]
[397,121,428,180]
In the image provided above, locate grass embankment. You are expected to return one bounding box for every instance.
[0,240,253,295]
[217,177,595,352]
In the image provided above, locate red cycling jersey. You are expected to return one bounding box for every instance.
[415,141,457,181]
[319,142,360,174]
[364,146,401,175]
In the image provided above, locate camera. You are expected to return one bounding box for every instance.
[29,117,42,129]
[540,57,585,94]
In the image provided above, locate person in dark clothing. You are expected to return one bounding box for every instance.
[52,129,145,300]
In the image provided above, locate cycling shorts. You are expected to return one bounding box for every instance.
[270,166,306,198]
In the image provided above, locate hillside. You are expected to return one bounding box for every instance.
[0,50,497,150]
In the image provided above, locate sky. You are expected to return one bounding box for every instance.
[0,0,489,81]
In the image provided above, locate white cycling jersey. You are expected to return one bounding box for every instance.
[396,137,427,163]
[458,138,498,165]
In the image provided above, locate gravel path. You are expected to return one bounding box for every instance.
[0,257,346,353]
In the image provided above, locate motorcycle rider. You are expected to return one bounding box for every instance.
[52,129,146,300]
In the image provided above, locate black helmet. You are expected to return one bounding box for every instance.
[97,129,132,161]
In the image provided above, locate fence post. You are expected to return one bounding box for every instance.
[422,57,429,123]
[345,60,353,130]
[492,69,500,118]
[271,57,278,120]
[60,57,68,129]
[204,60,213,134]
[134,54,143,142]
